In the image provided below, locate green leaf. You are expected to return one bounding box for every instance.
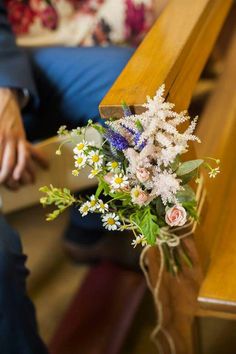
[135,119,143,131]
[180,169,198,185]
[176,159,203,176]
[95,180,104,198]
[131,207,159,245]
[154,196,165,217]
[170,155,180,172]
[176,185,196,203]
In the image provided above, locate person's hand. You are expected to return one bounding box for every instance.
[0,88,48,190]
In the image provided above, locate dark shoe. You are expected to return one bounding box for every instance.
[63,229,141,271]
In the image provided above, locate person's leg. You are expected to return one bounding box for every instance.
[23,45,134,140]
[23,45,134,246]
[0,215,48,354]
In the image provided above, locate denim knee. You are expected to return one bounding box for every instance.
[0,216,23,283]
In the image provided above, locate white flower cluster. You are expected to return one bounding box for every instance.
[107,85,200,205]
[79,196,121,231]
[73,139,104,177]
[79,195,109,216]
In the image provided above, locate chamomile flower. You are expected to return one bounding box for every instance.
[73,140,88,155]
[88,195,97,211]
[107,161,120,171]
[111,173,129,190]
[131,235,147,248]
[97,200,109,213]
[88,168,101,179]
[74,154,87,168]
[79,202,90,217]
[209,167,220,178]
[72,169,80,176]
[102,213,121,231]
[88,150,104,167]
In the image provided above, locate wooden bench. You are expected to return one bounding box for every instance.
[99,0,235,352]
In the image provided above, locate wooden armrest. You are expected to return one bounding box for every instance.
[99,0,232,118]
[0,129,101,214]
[195,30,236,313]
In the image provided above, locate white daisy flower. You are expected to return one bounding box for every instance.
[97,200,109,213]
[102,213,121,231]
[88,150,104,167]
[107,161,120,171]
[73,140,88,155]
[74,154,87,168]
[111,174,129,190]
[131,235,147,248]
[88,195,97,211]
[88,168,101,179]
[209,167,220,178]
[79,202,90,217]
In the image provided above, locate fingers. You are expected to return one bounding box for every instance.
[0,140,16,184]
[29,144,49,169]
[4,177,20,191]
[0,140,49,189]
[13,139,28,181]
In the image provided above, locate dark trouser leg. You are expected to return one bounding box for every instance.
[23,45,134,245]
[0,215,48,354]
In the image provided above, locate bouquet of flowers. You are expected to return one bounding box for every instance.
[40,85,219,273]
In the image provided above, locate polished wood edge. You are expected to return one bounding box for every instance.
[198,296,236,314]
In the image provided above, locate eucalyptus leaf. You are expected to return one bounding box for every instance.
[180,169,198,185]
[154,196,165,216]
[176,185,196,203]
[170,155,180,172]
[176,159,203,176]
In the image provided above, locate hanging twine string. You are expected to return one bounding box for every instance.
[139,177,205,354]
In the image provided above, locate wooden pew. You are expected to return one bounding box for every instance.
[195,28,236,315]
[99,0,234,352]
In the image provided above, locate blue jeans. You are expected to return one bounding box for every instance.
[0,215,48,354]
[0,45,133,353]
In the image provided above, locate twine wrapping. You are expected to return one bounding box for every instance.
[140,178,206,353]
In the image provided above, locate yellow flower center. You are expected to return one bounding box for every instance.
[133,190,140,198]
[77,143,84,150]
[90,200,96,207]
[111,161,118,169]
[107,218,115,225]
[77,157,84,164]
[92,155,99,163]
[114,177,123,184]
[82,205,89,212]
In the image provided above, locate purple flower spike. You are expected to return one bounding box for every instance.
[105,129,129,151]
[122,102,132,117]
[134,132,146,150]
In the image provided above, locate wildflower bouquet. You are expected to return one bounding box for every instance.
[40,85,219,273]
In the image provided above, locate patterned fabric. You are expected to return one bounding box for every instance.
[5,0,154,47]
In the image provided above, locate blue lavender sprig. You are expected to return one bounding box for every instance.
[105,129,129,151]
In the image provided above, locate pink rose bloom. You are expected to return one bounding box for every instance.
[131,186,149,206]
[136,167,150,183]
[165,205,187,227]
